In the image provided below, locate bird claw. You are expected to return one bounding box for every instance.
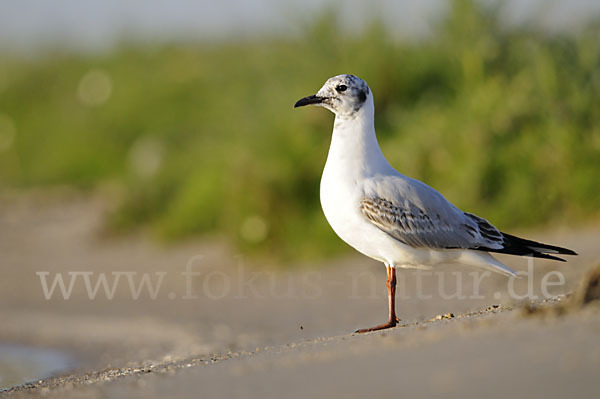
[355,319,398,334]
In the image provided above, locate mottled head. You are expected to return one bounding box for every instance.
[294,74,371,119]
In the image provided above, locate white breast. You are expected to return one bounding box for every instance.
[319,117,410,265]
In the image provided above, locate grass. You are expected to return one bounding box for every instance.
[0,0,599,261]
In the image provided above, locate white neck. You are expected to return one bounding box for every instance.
[324,97,393,179]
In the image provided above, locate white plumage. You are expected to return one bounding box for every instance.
[295,74,575,332]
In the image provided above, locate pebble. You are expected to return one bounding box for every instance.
[434,313,455,320]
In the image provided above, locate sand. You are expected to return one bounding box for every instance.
[1,194,599,398]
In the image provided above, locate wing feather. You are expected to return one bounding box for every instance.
[358,176,576,260]
[360,196,503,250]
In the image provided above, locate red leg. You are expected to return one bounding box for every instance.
[356,266,399,333]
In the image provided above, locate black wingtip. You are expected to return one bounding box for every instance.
[501,233,577,257]
[479,232,577,261]
[560,248,578,256]
[541,254,567,262]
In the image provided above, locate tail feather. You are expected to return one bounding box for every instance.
[479,232,577,261]
[458,250,517,277]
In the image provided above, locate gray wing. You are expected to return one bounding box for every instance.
[360,176,504,250]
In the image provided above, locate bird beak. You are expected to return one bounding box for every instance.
[294,94,324,108]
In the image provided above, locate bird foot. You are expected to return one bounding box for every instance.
[355,319,398,334]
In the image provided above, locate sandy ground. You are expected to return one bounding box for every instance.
[1,194,599,398]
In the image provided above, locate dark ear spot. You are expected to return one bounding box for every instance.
[358,90,367,103]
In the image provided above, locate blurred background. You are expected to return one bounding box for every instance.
[1,0,599,261]
[2,0,600,393]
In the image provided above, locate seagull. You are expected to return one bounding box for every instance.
[294,74,577,333]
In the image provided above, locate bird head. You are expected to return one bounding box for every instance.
[294,74,371,119]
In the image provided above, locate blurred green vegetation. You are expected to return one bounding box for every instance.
[0,0,599,261]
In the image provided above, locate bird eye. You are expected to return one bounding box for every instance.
[335,84,347,93]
